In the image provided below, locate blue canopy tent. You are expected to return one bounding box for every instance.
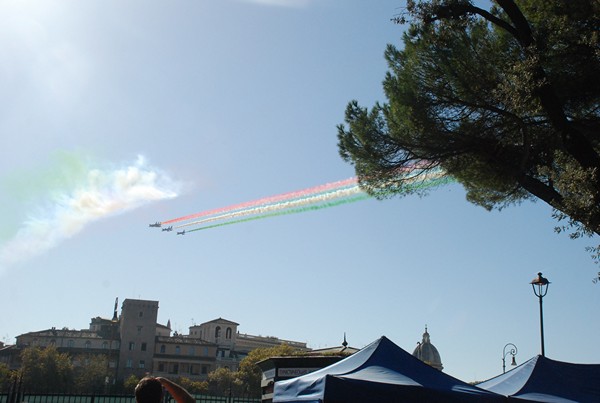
[477,355,600,403]
[273,336,505,403]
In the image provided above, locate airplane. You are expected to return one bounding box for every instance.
[162,226,173,232]
[149,222,161,228]
[177,230,186,235]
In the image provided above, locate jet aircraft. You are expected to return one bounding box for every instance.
[177,230,186,235]
[149,222,161,228]
[162,226,173,232]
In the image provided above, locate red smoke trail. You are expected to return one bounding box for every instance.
[175,185,363,229]
[161,177,357,225]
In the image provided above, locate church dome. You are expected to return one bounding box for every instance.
[412,326,443,371]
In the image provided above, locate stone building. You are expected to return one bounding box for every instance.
[154,333,216,379]
[118,299,159,380]
[412,326,443,371]
[0,298,308,384]
[189,317,310,371]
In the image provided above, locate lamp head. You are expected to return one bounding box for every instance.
[531,272,550,297]
[530,272,550,286]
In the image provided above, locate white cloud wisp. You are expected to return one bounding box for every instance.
[0,156,179,272]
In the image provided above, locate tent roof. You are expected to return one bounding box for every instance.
[477,355,600,403]
[274,336,504,403]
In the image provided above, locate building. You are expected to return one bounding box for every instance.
[189,318,240,369]
[153,333,216,379]
[412,326,443,371]
[118,299,159,380]
[0,298,308,384]
[188,317,310,371]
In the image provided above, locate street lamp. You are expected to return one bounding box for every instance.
[530,272,550,357]
[502,343,518,373]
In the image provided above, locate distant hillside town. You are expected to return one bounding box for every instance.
[0,298,309,384]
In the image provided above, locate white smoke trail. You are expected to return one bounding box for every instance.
[0,155,179,271]
[176,186,363,229]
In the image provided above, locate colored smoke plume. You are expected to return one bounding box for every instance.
[0,155,179,271]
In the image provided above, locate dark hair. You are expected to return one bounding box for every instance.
[135,377,163,403]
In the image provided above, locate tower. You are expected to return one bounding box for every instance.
[117,299,159,379]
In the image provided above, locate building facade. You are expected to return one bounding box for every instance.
[0,298,308,384]
[189,318,310,371]
[118,299,159,380]
[153,334,216,379]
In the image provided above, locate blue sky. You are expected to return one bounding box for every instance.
[0,0,598,383]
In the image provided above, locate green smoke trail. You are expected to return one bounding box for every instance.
[185,174,455,233]
[188,194,372,232]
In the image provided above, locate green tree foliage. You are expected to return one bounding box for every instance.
[0,363,12,392]
[338,0,600,253]
[235,344,300,398]
[20,346,73,393]
[208,367,242,396]
[123,374,140,394]
[179,377,209,395]
[73,354,110,393]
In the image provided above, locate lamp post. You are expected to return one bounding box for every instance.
[530,272,550,357]
[502,343,518,373]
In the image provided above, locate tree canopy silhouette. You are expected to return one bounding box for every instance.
[338,0,600,255]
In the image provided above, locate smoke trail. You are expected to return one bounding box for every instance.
[162,177,357,225]
[188,194,372,232]
[0,155,179,271]
[176,185,363,229]
[180,171,453,233]
[162,163,447,227]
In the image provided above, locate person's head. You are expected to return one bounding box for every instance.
[135,377,163,403]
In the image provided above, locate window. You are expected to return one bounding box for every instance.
[137,326,143,335]
[201,365,208,375]
[203,347,208,356]
[139,360,145,369]
[191,365,199,375]
[102,341,108,349]
[68,339,74,348]
[226,327,232,339]
[139,311,143,318]
[215,326,221,339]
[126,359,132,368]
[160,344,166,353]
[158,362,165,372]
[189,347,195,356]
[85,341,91,349]
[175,345,180,354]
[129,342,135,351]
[169,363,179,374]
[141,342,147,351]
